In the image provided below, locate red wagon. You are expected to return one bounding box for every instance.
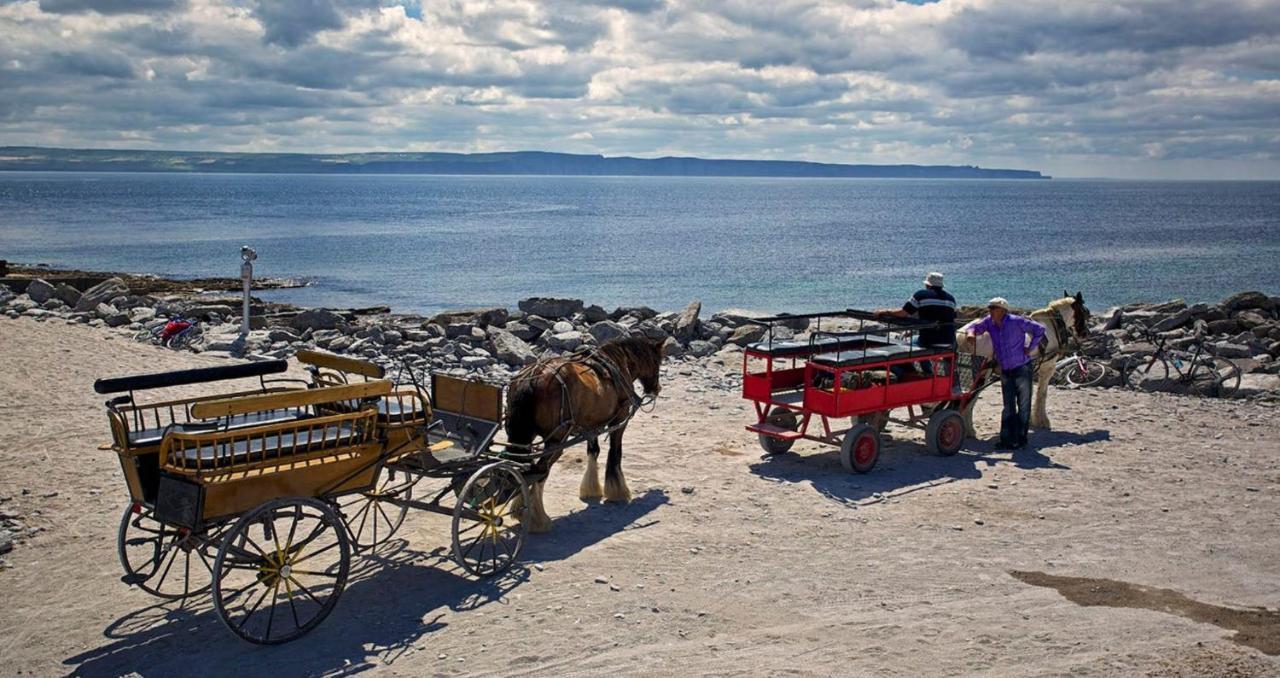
[742,310,992,473]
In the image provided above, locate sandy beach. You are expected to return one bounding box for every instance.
[1,314,1278,676]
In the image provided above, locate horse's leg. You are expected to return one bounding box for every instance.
[527,479,554,533]
[1030,361,1054,430]
[603,424,632,503]
[579,437,603,501]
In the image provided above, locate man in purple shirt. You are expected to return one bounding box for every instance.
[965,297,1046,450]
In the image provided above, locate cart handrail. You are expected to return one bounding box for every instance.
[94,359,289,394]
[191,380,392,419]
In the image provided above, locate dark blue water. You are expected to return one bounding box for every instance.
[1,172,1276,314]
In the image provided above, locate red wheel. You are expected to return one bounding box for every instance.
[926,409,965,456]
[840,423,880,474]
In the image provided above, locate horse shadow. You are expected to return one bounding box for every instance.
[63,539,526,677]
[749,429,1096,507]
[523,488,670,563]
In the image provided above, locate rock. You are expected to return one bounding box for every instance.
[547,331,584,351]
[94,302,119,319]
[53,283,81,307]
[8,296,37,313]
[728,324,768,346]
[488,328,538,366]
[610,306,658,322]
[518,297,583,320]
[430,307,509,328]
[328,336,355,352]
[73,277,128,312]
[1150,308,1193,332]
[290,308,347,332]
[1236,373,1280,397]
[712,311,754,328]
[631,320,669,341]
[524,315,553,332]
[588,320,627,344]
[552,320,575,334]
[1206,318,1239,335]
[25,279,55,304]
[687,340,716,357]
[662,336,684,358]
[674,300,701,342]
[774,314,810,331]
[1213,342,1254,359]
[461,355,493,368]
[504,321,540,341]
[128,307,157,323]
[268,328,300,343]
[1223,291,1274,312]
[446,322,478,338]
[1234,310,1269,329]
[583,304,609,323]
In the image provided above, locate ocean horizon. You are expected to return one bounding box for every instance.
[2,171,1277,315]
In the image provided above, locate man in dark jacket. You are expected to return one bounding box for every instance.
[876,272,958,376]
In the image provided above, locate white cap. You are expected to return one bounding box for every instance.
[987,297,1010,310]
[924,272,944,288]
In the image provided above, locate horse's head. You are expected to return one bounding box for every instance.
[1063,289,1091,339]
[605,335,664,397]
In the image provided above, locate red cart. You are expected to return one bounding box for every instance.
[742,310,991,473]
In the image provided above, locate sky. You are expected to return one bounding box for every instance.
[1,0,1278,179]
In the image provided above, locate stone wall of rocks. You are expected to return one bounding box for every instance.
[2,276,1277,399]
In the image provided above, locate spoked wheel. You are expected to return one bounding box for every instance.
[925,409,966,456]
[338,468,413,550]
[758,406,799,455]
[840,423,881,474]
[1123,354,1169,390]
[117,502,215,599]
[1064,359,1107,387]
[452,462,530,578]
[213,498,350,645]
[1186,356,1241,398]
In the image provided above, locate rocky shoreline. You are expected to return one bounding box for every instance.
[1,270,1278,399]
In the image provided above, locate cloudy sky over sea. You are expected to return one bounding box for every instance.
[1,0,1278,179]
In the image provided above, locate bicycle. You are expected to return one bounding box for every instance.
[1121,327,1241,397]
[1051,351,1109,388]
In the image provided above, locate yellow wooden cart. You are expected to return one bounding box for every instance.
[97,351,529,645]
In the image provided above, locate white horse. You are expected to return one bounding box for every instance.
[955,292,1091,436]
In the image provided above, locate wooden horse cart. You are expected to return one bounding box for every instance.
[98,351,540,644]
[742,310,994,473]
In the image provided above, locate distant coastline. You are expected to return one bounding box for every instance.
[0,146,1048,180]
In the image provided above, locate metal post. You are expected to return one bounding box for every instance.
[239,245,256,339]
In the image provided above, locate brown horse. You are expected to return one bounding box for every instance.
[504,335,664,532]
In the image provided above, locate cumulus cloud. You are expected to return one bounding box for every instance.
[0,0,1277,177]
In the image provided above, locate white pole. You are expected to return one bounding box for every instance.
[239,246,256,339]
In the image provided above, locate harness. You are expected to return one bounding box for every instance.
[509,345,648,451]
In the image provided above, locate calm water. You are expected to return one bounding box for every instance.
[1,172,1277,314]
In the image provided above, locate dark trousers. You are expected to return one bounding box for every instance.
[999,362,1034,447]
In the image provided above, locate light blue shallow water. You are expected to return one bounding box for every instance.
[1,172,1276,314]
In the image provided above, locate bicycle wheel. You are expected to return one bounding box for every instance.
[1122,354,1169,390]
[1065,358,1108,387]
[1185,356,1241,398]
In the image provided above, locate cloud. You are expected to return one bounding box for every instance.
[0,0,1277,178]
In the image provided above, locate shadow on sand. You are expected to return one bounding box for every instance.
[750,428,1107,507]
[64,490,669,677]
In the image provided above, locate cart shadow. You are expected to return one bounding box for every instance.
[523,488,670,563]
[63,539,527,677]
[748,430,1095,507]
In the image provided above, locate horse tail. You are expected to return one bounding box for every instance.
[505,375,540,446]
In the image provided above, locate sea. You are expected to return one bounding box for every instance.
[1,172,1276,315]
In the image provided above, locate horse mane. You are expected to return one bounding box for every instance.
[1031,296,1074,318]
[596,335,661,378]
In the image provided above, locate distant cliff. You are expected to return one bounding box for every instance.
[0,146,1049,179]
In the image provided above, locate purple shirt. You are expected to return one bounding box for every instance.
[967,313,1046,370]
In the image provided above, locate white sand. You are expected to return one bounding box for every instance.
[1,316,1278,676]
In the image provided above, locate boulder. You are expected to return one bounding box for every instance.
[94,303,119,319]
[461,355,493,369]
[583,304,609,323]
[128,307,157,323]
[505,321,540,341]
[661,336,684,358]
[290,308,347,332]
[518,297,583,320]
[104,312,131,328]
[773,314,810,331]
[712,311,754,328]
[674,300,701,342]
[630,320,669,341]
[728,324,768,346]
[1213,342,1254,359]
[488,328,538,366]
[552,320,575,334]
[430,307,509,328]
[8,296,37,313]
[73,277,128,312]
[1150,308,1192,333]
[268,328,300,343]
[1206,318,1239,335]
[25,279,55,304]
[40,299,66,311]
[588,320,627,344]
[1223,291,1274,312]
[609,306,658,322]
[1234,310,1269,329]
[446,322,478,338]
[546,331,584,351]
[524,315,553,332]
[1235,373,1280,397]
[687,340,716,358]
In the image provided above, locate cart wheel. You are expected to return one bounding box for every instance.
[213,497,350,645]
[758,406,799,455]
[452,462,530,578]
[925,409,966,456]
[117,502,214,599]
[840,424,880,474]
[338,468,413,551]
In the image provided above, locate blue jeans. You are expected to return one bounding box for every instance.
[999,362,1034,447]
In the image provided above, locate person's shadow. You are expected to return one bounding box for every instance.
[750,428,1102,506]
